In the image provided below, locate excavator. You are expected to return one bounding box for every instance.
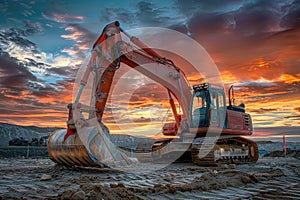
[48,21,258,168]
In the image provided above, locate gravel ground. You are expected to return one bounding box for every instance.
[0,156,299,200]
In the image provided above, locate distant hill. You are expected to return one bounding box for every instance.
[0,122,152,148]
[254,126,300,136]
[0,122,59,146]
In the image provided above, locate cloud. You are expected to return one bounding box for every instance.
[220,71,237,84]
[22,20,43,35]
[136,1,173,26]
[177,0,299,36]
[0,53,36,91]
[234,1,285,35]
[233,80,299,103]
[175,0,243,15]
[284,115,300,119]
[171,0,300,114]
[0,1,37,20]
[100,1,186,28]
[102,8,135,25]
[0,87,69,127]
[235,80,277,87]
[254,126,300,136]
[61,24,97,59]
[250,108,278,114]
[42,11,84,23]
[0,24,76,75]
[0,23,78,127]
[280,1,300,29]
[279,73,300,84]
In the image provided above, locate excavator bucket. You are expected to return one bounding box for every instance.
[48,123,137,169]
[77,123,135,168]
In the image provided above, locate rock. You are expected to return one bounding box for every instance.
[117,183,125,188]
[110,183,125,188]
[40,174,52,181]
[228,164,236,169]
[110,183,118,188]
[219,164,229,169]
[86,191,97,199]
[241,176,252,183]
[60,190,74,199]
[71,190,86,200]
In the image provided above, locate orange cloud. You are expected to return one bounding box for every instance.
[60,24,96,58]
[220,70,238,84]
[279,73,300,84]
[61,26,85,41]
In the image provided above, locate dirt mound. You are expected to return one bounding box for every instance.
[132,170,259,195]
[59,183,142,200]
[250,168,284,181]
[58,168,284,199]
[152,168,282,194]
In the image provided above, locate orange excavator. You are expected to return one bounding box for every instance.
[48,21,258,167]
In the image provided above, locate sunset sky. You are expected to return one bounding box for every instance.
[0,0,299,138]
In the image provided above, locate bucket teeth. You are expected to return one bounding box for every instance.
[48,127,135,168]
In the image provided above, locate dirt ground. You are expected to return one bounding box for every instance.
[0,156,299,200]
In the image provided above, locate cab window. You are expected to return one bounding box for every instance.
[218,93,225,108]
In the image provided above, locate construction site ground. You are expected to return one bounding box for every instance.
[0,155,299,200]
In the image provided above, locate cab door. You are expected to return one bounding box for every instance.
[190,90,209,128]
[209,90,226,128]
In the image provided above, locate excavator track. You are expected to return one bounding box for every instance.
[191,136,258,166]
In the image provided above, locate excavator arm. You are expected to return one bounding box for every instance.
[71,21,192,134]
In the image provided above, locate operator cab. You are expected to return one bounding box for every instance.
[190,83,226,128]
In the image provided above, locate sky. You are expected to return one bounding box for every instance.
[0,0,299,138]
